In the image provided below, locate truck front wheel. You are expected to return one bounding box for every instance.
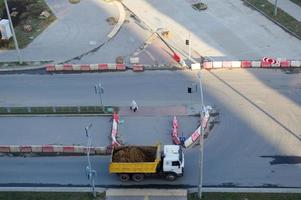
[119,174,130,182]
[132,173,144,182]
[165,173,177,181]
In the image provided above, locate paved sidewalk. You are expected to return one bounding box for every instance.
[106,189,187,200]
[0,0,120,63]
[123,0,301,60]
[268,0,301,21]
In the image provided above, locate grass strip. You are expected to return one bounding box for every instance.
[0,0,56,49]
[290,0,301,7]
[0,106,119,115]
[244,0,301,40]
[188,192,301,200]
[0,192,105,200]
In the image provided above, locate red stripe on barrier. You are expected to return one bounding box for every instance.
[133,64,144,72]
[46,66,56,72]
[98,64,108,70]
[241,60,252,68]
[116,64,126,71]
[42,145,54,153]
[203,62,212,69]
[63,146,75,153]
[261,61,271,68]
[222,61,232,68]
[63,65,73,71]
[80,64,90,71]
[20,146,32,153]
[172,136,181,145]
[0,145,10,153]
[280,60,290,68]
[63,63,73,67]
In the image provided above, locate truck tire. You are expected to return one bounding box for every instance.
[165,173,177,181]
[119,174,130,182]
[132,173,144,182]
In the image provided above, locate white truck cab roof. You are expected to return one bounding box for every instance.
[163,145,181,161]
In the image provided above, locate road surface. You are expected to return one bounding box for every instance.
[1,70,301,187]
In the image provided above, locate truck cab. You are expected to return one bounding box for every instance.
[162,145,184,181]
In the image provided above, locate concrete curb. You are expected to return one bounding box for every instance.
[189,187,301,193]
[107,1,126,39]
[1,187,301,194]
[0,65,46,72]
[0,113,115,117]
[243,0,301,40]
[0,187,106,192]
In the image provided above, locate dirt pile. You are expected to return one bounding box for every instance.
[112,146,157,162]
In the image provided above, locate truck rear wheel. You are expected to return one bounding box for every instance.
[132,173,144,182]
[165,173,177,181]
[119,174,130,182]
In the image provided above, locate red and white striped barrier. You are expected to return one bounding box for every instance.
[132,64,144,72]
[0,145,108,155]
[184,126,201,148]
[111,112,121,147]
[171,116,181,145]
[183,106,211,148]
[46,63,126,72]
[202,60,301,69]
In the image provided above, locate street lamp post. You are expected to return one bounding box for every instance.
[4,0,22,64]
[274,0,278,16]
[198,71,205,199]
[94,82,104,111]
[85,123,96,197]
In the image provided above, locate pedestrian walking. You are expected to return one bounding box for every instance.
[130,100,138,112]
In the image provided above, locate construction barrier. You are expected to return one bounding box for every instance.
[184,126,201,148]
[280,60,290,68]
[212,61,222,68]
[31,145,42,153]
[63,146,75,153]
[46,63,126,72]
[132,64,144,72]
[0,145,10,153]
[241,60,252,68]
[9,145,20,153]
[183,106,212,148]
[171,116,181,145]
[42,145,54,153]
[20,145,32,153]
[95,146,107,155]
[201,60,301,70]
[291,61,301,67]
[191,63,201,70]
[111,112,121,146]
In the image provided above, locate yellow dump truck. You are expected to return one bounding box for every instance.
[109,144,184,182]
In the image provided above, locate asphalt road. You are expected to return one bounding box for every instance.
[0,70,301,187]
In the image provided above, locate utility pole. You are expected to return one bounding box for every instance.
[186,34,191,60]
[85,123,96,197]
[274,0,278,16]
[4,0,22,64]
[198,71,205,199]
[95,81,104,111]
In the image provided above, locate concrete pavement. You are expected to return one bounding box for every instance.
[122,0,301,60]
[0,0,123,63]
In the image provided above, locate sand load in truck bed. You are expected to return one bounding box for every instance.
[112,146,157,162]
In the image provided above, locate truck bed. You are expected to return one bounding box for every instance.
[112,146,157,162]
[109,145,161,174]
